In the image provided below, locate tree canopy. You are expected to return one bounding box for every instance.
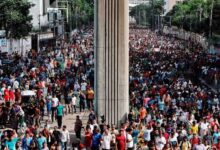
[69,0,94,28]
[0,0,33,39]
[129,0,165,27]
[166,0,220,36]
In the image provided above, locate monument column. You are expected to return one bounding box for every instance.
[94,0,129,125]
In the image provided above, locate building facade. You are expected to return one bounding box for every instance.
[29,0,50,30]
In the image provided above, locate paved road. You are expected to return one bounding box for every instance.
[40,109,90,149]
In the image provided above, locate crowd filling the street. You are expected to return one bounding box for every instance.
[0,26,219,150]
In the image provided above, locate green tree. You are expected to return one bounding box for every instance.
[130,0,165,27]
[69,0,94,28]
[166,0,220,36]
[130,4,151,26]
[0,0,33,39]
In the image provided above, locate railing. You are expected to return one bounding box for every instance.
[163,26,209,49]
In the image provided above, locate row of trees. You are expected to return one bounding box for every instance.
[130,0,165,28]
[68,0,94,29]
[166,0,220,37]
[130,0,220,39]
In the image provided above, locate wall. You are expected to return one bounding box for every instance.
[0,37,32,55]
[29,0,49,29]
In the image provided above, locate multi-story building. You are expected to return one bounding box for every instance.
[29,0,50,30]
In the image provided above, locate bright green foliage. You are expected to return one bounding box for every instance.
[130,0,165,27]
[130,4,151,26]
[166,0,220,36]
[69,0,94,27]
[0,0,33,39]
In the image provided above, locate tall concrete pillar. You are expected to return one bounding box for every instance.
[94,0,129,125]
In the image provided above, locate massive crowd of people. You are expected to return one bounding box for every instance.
[0,26,219,150]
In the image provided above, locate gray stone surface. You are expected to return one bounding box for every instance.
[94,0,129,125]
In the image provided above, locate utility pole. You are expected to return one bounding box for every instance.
[38,14,41,52]
[209,0,214,43]
[151,0,154,30]
[139,10,141,25]
[158,15,159,30]
[169,16,172,36]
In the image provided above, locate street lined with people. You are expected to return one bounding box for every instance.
[0,27,219,150]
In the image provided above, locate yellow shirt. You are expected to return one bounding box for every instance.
[182,142,190,150]
[191,125,198,134]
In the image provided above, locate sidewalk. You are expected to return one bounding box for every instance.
[40,109,90,149]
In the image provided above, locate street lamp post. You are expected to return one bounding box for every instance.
[209,0,214,52]
[38,14,41,52]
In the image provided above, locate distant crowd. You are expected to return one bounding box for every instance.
[0,27,219,150]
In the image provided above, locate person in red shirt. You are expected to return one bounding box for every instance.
[116,129,126,150]
[4,87,10,101]
[14,89,21,102]
[190,133,200,147]
[159,86,167,97]
[9,88,15,101]
[84,125,92,149]
[163,130,170,142]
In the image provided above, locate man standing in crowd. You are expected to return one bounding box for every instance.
[101,129,112,150]
[71,94,77,114]
[74,115,83,139]
[126,128,134,150]
[56,102,64,128]
[52,94,59,122]
[61,125,70,150]
[86,87,94,109]
[116,129,126,150]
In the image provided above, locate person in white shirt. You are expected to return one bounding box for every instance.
[101,129,112,150]
[74,82,80,92]
[199,119,209,137]
[126,128,134,150]
[51,95,59,122]
[193,140,206,150]
[72,94,77,113]
[144,125,153,142]
[13,80,19,89]
[81,81,87,92]
[169,132,178,147]
[61,125,70,150]
[155,132,166,150]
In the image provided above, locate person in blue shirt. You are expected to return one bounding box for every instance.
[5,130,18,150]
[92,127,102,150]
[158,99,165,112]
[37,132,47,150]
[57,102,64,128]
[22,133,33,150]
[46,98,52,116]
[5,137,18,150]
[132,125,140,149]
[197,99,203,113]
[213,130,220,144]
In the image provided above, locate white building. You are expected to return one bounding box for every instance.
[29,0,50,30]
